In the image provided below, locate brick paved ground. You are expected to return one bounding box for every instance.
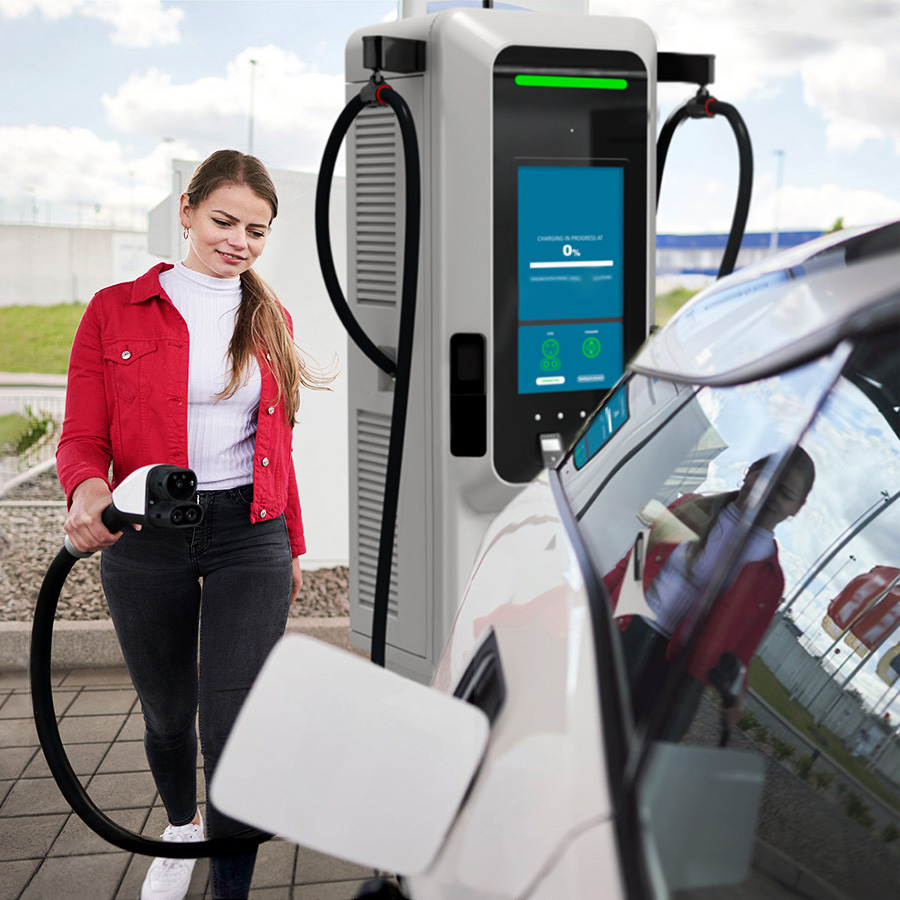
[0,666,376,900]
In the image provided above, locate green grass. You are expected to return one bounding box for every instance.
[748,658,898,808]
[0,303,86,374]
[0,412,28,448]
[654,287,699,326]
[0,290,695,373]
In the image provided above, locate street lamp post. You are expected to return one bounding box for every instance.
[248,59,258,155]
[769,149,785,254]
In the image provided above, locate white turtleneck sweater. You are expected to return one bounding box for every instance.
[159,262,261,490]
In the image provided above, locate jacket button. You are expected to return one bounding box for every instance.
[259,509,267,518]
[121,350,131,360]
[267,406,275,415]
[261,457,269,466]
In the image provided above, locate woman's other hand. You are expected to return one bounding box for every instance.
[291,557,303,603]
[64,478,125,554]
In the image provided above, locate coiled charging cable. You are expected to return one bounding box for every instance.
[315,71,420,668]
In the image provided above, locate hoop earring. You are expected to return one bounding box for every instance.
[183,227,189,240]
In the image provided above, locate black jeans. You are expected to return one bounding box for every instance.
[101,484,293,900]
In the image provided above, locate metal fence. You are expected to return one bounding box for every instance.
[0,387,65,488]
[0,196,147,232]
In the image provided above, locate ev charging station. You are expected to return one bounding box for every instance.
[343,9,657,680]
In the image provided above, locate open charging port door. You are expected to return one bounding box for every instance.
[211,635,491,875]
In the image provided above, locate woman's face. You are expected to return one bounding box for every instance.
[736,464,809,531]
[180,182,273,279]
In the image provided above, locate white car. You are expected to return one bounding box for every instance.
[213,221,900,900]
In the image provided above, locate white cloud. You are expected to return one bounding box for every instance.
[749,181,900,232]
[658,161,900,233]
[0,0,184,47]
[802,43,900,152]
[102,46,346,172]
[593,0,900,153]
[0,125,197,208]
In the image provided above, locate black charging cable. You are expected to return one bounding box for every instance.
[657,87,753,279]
[30,506,268,858]
[315,72,421,668]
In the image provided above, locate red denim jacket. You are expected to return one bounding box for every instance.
[57,263,305,556]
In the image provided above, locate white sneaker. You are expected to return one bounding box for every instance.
[141,811,204,900]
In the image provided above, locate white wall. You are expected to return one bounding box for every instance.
[152,162,350,568]
[259,169,349,568]
[0,225,156,306]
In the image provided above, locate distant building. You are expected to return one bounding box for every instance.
[657,231,824,279]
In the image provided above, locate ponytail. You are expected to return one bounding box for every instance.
[217,268,330,426]
[184,150,333,425]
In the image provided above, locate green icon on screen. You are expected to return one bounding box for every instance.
[582,336,601,358]
[540,357,561,372]
[541,338,560,359]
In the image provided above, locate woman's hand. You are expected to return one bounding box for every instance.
[291,557,303,603]
[64,478,126,554]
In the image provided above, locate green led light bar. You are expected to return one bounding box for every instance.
[515,74,628,90]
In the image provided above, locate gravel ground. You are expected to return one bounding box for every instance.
[0,467,348,621]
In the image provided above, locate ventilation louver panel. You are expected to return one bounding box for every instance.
[356,410,399,614]
[354,107,400,308]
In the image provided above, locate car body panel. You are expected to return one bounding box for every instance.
[418,475,620,898]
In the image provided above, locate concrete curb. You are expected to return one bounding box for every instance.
[0,616,355,671]
[0,372,68,387]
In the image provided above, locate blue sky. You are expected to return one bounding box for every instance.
[1,0,898,234]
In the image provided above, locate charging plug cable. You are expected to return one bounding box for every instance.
[31,466,268,857]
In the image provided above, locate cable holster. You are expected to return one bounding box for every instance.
[657,86,753,279]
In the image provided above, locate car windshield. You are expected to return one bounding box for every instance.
[559,329,900,900]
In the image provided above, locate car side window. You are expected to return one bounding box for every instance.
[561,355,842,740]
[561,332,900,898]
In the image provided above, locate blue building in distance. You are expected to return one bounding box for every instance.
[657,230,824,278]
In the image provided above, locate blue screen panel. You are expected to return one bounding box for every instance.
[518,165,624,323]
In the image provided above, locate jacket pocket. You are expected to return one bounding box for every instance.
[102,340,159,402]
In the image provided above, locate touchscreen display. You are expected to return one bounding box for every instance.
[517,164,625,395]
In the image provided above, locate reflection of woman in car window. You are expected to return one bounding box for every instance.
[603,448,815,738]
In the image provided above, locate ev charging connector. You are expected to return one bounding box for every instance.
[101,463,201,530]
[62,464,203,558]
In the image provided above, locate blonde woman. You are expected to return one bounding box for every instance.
[58,150,326,900]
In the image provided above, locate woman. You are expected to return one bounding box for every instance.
[57,150,327,900]
[603,448,815,739]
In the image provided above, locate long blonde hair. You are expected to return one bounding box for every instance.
[184,150,330,425]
